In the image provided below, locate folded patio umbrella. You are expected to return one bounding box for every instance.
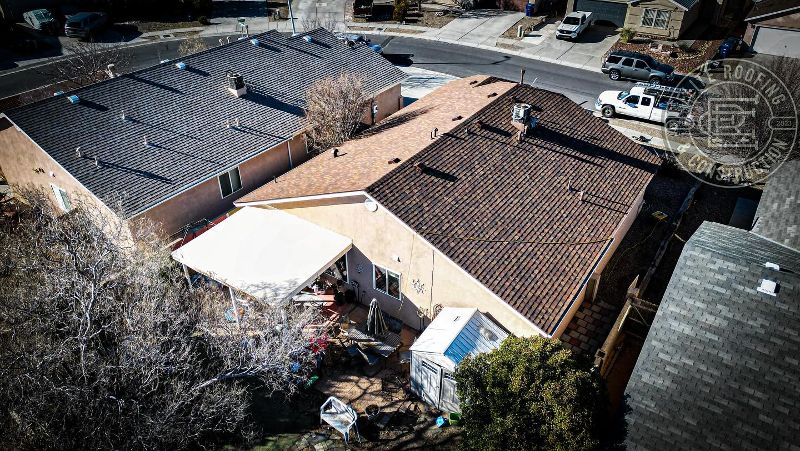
[366,298,388,338]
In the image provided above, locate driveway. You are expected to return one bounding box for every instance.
[426,10,524,47]
[517,23,619,71]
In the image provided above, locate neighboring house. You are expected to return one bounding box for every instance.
[624,221,800,449]
[751,160,800,249]
[0,29,405,239]
[744,0,800,58]
[182,75,660,338]
[410,307,508,412]
[567,0,700,39]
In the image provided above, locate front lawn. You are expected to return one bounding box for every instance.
[609,36,723,73]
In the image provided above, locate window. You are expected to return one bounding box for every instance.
[218,167,242,198]
[635,60,649,70]
[606,55,622,64]
[50,184,72,212]
[642,9,670,29]
[625,95,640,105]
[621,58,634,67]
[641,97,652,107]
[373,264,401,300]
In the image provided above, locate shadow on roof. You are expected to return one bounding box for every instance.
[243,89,304,117]
[535,126,661,175]
[96,160,173,183]
[125,74,184,95]
[357,106,433,139]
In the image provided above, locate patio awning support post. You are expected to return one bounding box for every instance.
[228,286,241,328]
[182,264,192,290]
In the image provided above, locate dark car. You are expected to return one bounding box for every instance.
[707,37,744,69]
[64,12,108,39]
[601,50,675,85]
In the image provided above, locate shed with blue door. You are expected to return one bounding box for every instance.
[409,307,508,412]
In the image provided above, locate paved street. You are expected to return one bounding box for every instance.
[0,34,630,109]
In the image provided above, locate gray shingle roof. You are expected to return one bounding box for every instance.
[3,29,406,218]
[625,221,800,450]
[672,0,699,10]
[752,160,800,251]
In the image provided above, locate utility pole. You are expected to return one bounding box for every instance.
[287,0,297,34]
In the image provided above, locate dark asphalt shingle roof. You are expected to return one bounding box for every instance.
[366,84,660,334]
[625,221,800,450]
[3,29,406,218]
[672,0,699,11]
[752,160,800,251]
[746,0,800,21]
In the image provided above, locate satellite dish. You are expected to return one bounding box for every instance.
[364,200,378,212]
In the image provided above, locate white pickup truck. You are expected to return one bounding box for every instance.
[595,83,695,130]
[556,12,592,39]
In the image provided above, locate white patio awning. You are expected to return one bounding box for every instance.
[172,206,352,303]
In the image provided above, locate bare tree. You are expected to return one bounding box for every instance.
[300,16,341,33]
[178,36,210,56]
[674,56,800,177]
[39,40,132,90]
[304,72,369,153]
[0,189,324,450]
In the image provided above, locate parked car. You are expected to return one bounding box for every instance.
[556,11,592,40]
[595,83,695,130]
[601,50,675,85]
[64,12,108,39]
[22,9,59,34]
[334,33,383,54]
[706,37,744,69]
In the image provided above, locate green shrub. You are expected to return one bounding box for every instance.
[393,0,408,22]
[620,27,636,43]
[197,15,210,25]
[455,336,607,451]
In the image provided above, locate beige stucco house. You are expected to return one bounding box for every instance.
[0,29,405,241]
[568,0,702,39]
[175,75,660,339]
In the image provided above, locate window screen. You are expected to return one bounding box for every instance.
[219,167,242,198]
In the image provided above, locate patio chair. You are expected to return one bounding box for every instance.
[320,396,360,443]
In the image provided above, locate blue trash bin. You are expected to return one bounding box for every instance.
[525,3,534,16]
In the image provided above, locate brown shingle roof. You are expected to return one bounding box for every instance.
[366,84,660,334]
[236,75,516,203]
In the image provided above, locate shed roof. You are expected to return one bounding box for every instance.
[3,29,406,218]
[411,307,508,370]
[625,221,800,450]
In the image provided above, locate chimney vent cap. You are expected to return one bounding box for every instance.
[175,62,187,70]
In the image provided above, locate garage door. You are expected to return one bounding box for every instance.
[753,26,800,58]
[575,0,628,28]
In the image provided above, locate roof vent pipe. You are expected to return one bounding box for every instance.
[250,38,260,46]
[333,148,340,158]
[121,110,127,122]
[67,95,80,104]
[430,127,438,139]
[94,157,101,168]
[303,35,313,43]
[76,146,82,158]
[175,62,187,70]
[143,136,150,147]
[414,162,427,173]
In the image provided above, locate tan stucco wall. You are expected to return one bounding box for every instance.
[0,119,110,214]
[625,0,698,39]
[269,195,545,337]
